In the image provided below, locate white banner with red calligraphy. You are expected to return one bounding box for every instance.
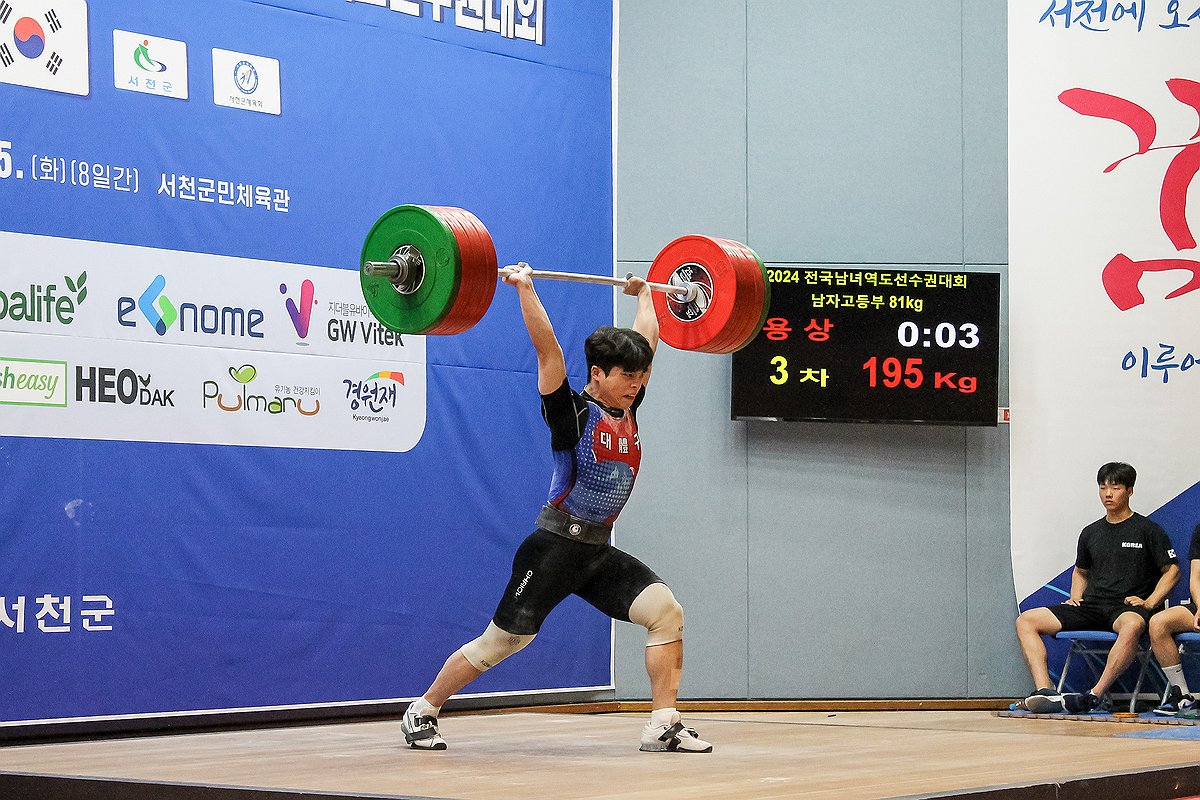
[1010,0,1200,608]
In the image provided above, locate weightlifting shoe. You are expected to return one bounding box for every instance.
[401,705,447,750]
[640,714,712,753]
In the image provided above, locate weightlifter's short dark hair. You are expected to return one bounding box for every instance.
[1097,462,1137,487]
[585,326,653,375]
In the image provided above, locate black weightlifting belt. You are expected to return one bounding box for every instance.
[536,504,612,546]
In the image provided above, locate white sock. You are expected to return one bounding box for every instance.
[650,707,678,728]
[410,697,440,718]
[1163,663,1191,694]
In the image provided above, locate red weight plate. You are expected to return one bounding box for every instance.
[427,208,479,335]
[453,208,499,331]
[709,239,760,353]
[425,207,479,335]
[445,207,498,334]
[725,248,771,353]
[715,240,767,354]
[419,207,468,335]
[424,206,497,335]
[679,237,755,354]
[647,236,742,353]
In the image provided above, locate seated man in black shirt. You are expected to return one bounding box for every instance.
[1014,462,1178,713]
[1147,522,1200,715]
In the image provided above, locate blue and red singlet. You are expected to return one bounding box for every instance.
[540,378,645,525]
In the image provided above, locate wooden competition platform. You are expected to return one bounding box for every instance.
[4,702,1200,800]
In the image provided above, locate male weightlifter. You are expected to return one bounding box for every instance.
[400,264,712,753]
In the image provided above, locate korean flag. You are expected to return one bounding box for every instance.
[0,0,88,96]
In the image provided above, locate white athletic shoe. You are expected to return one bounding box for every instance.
[639,716,713,753]
[401,705,447,750]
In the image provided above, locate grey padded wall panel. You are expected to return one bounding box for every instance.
[747,422,969,697]
[747,0,964,264]
[615,0,748,263]
[964,1,1008,264]
[965,425,1027,696]
[612,302,751,701]
[614,0,1023,700]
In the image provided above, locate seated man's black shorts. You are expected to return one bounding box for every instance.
[1050,600,1157,631]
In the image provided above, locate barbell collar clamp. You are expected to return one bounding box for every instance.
[364,246,425,294]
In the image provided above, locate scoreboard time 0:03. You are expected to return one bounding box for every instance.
[730,267,1001,425]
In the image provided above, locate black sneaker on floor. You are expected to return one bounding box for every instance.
[1062,691,1101,714]
[1022,688,1065,714]
[1154,685,1195,716]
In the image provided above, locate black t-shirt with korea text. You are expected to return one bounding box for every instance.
[1076,512,1176,604]
[1189,522,1200,561]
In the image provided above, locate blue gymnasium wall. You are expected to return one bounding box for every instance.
[0,0,614,724]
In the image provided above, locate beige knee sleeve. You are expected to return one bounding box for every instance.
[629,582,684,646]
[459,622,535,671]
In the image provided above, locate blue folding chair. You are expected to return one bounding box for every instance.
[1054,630,1161,712]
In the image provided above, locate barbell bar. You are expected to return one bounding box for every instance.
[363,257,703,304]
[358,204,769,353]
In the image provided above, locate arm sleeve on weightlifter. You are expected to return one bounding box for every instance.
[540,378,589,452]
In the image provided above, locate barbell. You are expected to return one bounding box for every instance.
[358,204,770,354]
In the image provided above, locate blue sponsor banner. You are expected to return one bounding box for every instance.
[0,0,614,723]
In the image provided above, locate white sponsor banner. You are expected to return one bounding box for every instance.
[212,47,280,115]
[1009,2,1200,602]
[0,332,426,452]
[0,355,66,407]
[0,0,88,96]
[0,231,426,365]
[113,29,188,100]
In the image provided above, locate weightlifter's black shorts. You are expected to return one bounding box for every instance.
[492,528,663,636]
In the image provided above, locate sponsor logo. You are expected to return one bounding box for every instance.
[325,297,406,347]
[75,365,174,407]
[0,356,67,407]
[0,272,87,326]
[114,29,186,99]
[202,363,319,416]
[117,275,264,339]
[212,48,279,115]
[281,279,315,342]
[514,570,534,597]
[343,370,402,422]
[0,0,89,96]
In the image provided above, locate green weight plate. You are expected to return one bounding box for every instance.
[360,205,462,334]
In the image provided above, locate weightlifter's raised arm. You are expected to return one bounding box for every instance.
[504,264,567,394]
[624,275,659,354]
